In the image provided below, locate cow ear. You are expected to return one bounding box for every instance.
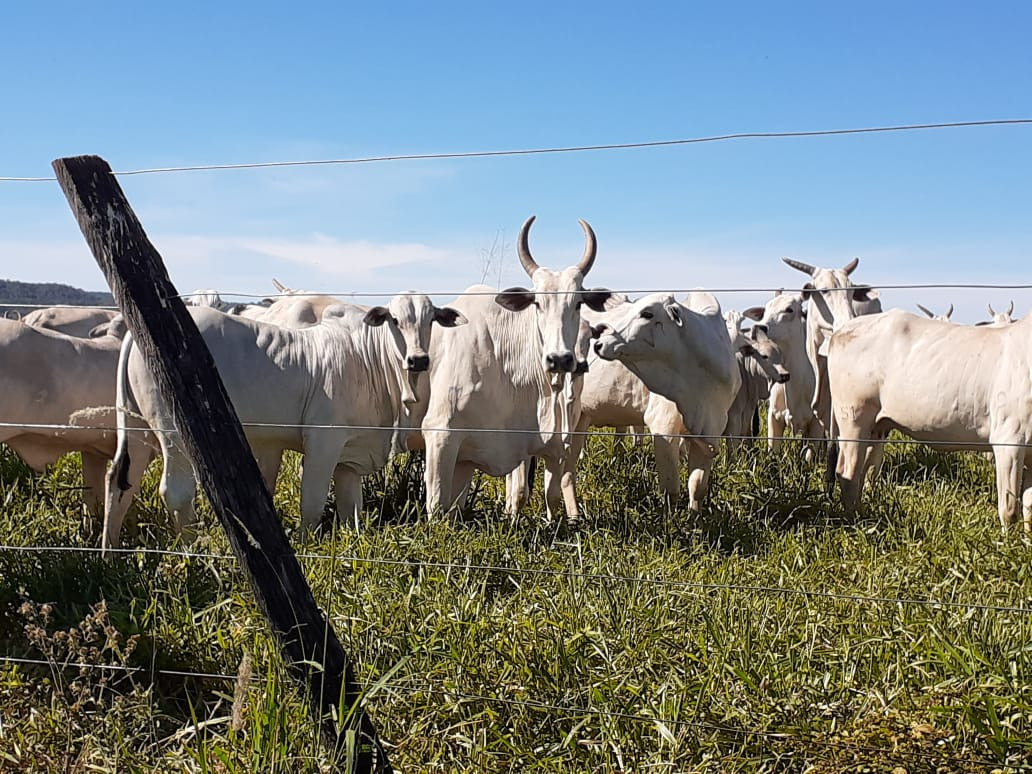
[363,306,391,326]
[434,306,468,327]
[852,284,873,302]
[801,282,815,300]
[738,342,756,357]
[742,306,765,321]
[664,303,683,327]
[751,325,769,342]
[495,287,535,312]
[582,288,614,312]
[590,323,610,339]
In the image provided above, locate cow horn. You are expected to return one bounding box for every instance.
[576,219,598,276]
[842,257,860,275]
[988,302,996,316]
[782,257,817,276]
[1007,300,1014,316]
[272,278,289,293]
[916,304,934,318]
[517,216,541,277]
[945,303,953,320]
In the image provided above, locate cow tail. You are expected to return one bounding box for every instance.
[112,332,134,492]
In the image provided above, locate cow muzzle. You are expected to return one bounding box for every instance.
[406,354,430,372]
[775,371,790,384]
[545,352,576,373]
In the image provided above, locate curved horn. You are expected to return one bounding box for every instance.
[272,278,289,293]
[576,219,598,276]
[988,302,996,316]
[1007,300,1014,316]
[517,216,540,277]
[944,303,953,320]
[782,257,817,276]
[842,257,860,275]
[916,304,934,318]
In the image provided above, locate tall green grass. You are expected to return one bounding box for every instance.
[1,436,1030,772]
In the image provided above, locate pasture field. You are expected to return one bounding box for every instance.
[1,434,1032,772]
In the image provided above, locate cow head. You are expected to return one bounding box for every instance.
[591,294,684,362]
[782,257,868,334]
[494,216,614,374]
[363,292,468,374]
[977,301,1016,327]
[727,309,790,384]
[743,293,806,354]
[747,325,790,384]
[916,302,954,322]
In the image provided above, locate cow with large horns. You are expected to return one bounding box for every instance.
[781,256,881,441]
[419,216,615,524]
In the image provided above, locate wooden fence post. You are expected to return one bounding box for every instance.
[52,154,391,773]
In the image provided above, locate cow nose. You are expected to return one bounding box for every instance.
[406,354,430,372]
[545,352,575,373]
[593,340,603,355]
[778,372,790,384]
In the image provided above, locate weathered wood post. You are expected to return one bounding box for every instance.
[52,154,391,773]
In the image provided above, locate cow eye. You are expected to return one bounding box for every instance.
[640,309,654,320]
[390,316,399,326]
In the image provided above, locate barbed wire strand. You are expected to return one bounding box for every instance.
[2,282,1031,314]
[2,119,1030,182]
[0,654,1019,768]
[1,542,1028,615]
[3,417,1031,452]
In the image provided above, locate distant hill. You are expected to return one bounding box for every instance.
[0,278,114,317]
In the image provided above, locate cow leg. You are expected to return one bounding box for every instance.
[862,433,886,480]
[255,451,283,496]
[834,421,868,512]
[103,434,153,551]
[159,440,199,544]
[80,451,107,525]
[1021,461,1032,534]
[558,417,590,521]
[542,457,566,525]
[504,462,529,516]
[992,444,1023,532]
[332,465,363,531]
[653,432,682,508]
[299,444,339,536]
[424,434,460,517]
[451,462,476,513]
[686,440,716,511]
[767,405,786,453]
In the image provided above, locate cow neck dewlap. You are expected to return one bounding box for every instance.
[492,304,553,393]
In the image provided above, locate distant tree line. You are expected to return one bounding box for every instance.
[0,279,113,316]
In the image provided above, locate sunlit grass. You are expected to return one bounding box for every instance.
[1,432,1030,772]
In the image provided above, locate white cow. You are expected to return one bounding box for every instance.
[420,216,614,524]
[781,257,881,438]
[591,292,740,510]
[916,303,954,322]
[105,293,466,548]
[828,310,1032,532]
[722,311,790,455]
[976,301,1015,327]
[21,306,118,338]
[0,320,148,532]
[744,294,823,455]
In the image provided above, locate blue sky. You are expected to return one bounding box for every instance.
[1,1,1029,322]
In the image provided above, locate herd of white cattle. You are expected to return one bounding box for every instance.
[1,216,1028,551]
